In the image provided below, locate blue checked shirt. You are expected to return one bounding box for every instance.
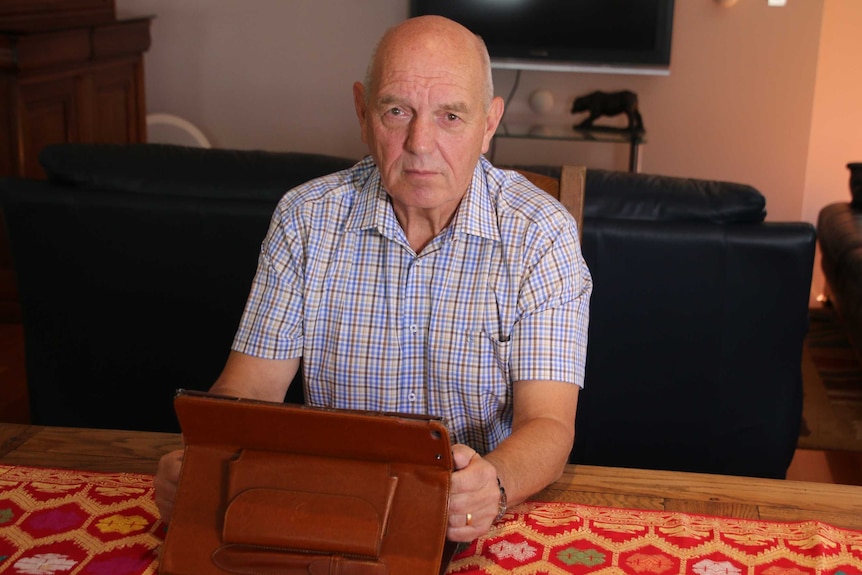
[233,156,592,454]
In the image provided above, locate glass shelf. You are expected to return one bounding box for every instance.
[492,122,645,172]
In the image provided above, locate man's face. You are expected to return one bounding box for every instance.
[354,35,503,217]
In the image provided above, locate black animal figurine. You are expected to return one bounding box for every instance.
[571,90,644,133]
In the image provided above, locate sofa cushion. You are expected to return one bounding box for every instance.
[39,143,359,202]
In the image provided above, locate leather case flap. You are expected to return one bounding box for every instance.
[224,449,398,556]
[223,488,383,556]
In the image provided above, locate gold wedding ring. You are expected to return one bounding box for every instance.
[466,512,473,526]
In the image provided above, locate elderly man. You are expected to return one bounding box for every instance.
[155,15,591,543]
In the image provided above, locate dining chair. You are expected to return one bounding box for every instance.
[515,165,586,238]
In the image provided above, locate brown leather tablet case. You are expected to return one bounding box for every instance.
[159,390,454,575]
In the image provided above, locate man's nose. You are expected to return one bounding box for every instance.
[406,116,435,154]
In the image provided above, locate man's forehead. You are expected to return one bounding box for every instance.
[376,65,477,96]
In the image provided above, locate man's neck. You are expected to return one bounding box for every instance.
[392,202,459,254]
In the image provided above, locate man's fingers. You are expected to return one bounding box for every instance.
[451,443,477,470]
[154,449,184,524]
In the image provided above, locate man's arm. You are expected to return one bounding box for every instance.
[486,379,579,503]
[154,351,299,523]
[445,379,578,542]
[209,350,300,401]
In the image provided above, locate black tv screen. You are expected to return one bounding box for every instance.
[409,0,675,75]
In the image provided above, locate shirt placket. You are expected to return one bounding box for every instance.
[400,250,431,411]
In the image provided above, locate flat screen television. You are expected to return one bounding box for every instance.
[409,0,675,76]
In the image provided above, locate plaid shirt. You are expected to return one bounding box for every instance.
[233,156,592,454]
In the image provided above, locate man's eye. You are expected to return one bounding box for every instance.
[446,113,460,122]
[388,108,403,116]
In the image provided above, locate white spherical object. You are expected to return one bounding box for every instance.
[528,90,555,114]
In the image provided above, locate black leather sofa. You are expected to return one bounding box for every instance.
[0,144,355,432]
[0,143,816,479]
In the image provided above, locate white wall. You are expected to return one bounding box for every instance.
[804,0,862,296]
[116,0,861,232]
[117,0,405,158]
[806,0,862,225]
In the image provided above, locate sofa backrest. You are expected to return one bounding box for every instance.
[582,168,766,223]
[38,142,358,201]
[1,144,356,432]
[511,164,767,224]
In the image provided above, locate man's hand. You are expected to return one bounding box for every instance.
[446,443,503,542]
[154,449,183,524]
[445,381,579,542]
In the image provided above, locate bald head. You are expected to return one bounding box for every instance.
[364,16,494,109]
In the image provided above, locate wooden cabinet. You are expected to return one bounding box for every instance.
[0,0,116,30]
[0,3,151,320]
[0,18,150,177]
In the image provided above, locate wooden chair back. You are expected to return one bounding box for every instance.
[515,166,586,238]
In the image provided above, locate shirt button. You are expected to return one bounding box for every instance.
[408,393,416,401]
[410,324,418,333]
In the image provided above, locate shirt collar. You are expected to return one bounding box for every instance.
[452,157,501,242]
[345,157,391,235]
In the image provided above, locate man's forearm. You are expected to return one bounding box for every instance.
[482,415,575,507]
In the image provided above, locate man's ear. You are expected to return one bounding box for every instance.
[481,96,505,154]
[353,82,369,144]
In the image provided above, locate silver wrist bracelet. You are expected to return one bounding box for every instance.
[494,476,508,523]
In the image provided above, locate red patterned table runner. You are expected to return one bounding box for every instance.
[1,465,861,575]
[450,502,862,575]
[0,465,163,574]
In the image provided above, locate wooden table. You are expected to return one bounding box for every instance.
[3,421,862,531]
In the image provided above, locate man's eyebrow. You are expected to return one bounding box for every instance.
[378,94,403,106]
[442,102,470,114]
